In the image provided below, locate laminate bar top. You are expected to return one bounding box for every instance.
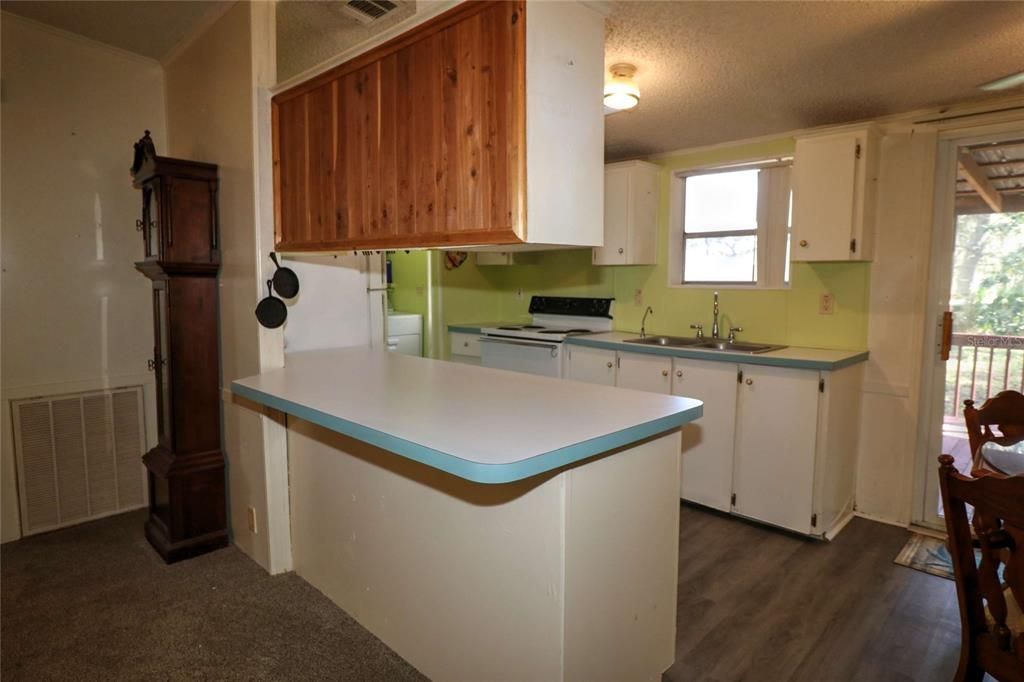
[232,347,702,484]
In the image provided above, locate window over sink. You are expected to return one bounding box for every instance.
[670,159,793,288]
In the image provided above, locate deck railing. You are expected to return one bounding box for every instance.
[946,333,1024,417]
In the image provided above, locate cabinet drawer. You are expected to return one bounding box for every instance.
[450,332,481,358]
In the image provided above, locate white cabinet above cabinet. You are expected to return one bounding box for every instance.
[791,126,879,262]
[593,161,661,266]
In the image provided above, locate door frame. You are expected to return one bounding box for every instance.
[912,120,1024,529]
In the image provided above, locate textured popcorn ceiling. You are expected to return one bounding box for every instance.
[1,0,226,60]
[604,1,1024,160]
[9,1,1024,159]
[276,0,417,83]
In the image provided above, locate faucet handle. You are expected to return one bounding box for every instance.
[690,323,704,339]
[728,326,744,342]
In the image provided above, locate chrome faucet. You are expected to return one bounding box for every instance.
[711,291,720,339]
[640,306,654,338]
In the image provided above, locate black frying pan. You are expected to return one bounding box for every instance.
[255,280,287,329]
[269,252,299,299]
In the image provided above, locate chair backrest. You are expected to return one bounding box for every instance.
[964,390,1024,461]
[938,454,1024,680]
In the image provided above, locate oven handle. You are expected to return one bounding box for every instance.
[478,336,560,357]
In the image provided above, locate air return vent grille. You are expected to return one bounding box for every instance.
[12,387,147,535]
[343,0,398,24]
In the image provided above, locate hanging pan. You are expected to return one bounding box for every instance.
[269,252,300,299]
[255,280,287,329]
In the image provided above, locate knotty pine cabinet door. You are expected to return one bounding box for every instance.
[273,1,525,251]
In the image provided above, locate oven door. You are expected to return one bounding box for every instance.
[479,337,563,378]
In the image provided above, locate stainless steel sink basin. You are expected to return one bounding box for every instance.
[623,336,705,347]
[695,340,786,354]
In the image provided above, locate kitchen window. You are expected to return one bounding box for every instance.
[669,160,792,288]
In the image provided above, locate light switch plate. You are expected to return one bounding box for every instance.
[634,288,643,306]
[819,293,835,315]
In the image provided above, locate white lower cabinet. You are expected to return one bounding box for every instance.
[616,352,671,393]
[671,359,737,513]
[565,346,617,385]
[732,364,820,534]
[565,345,862,538]
[449,332,481,365]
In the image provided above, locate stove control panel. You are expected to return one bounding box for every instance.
[528,296,614,319]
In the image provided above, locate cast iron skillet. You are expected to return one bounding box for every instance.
[255,280,287,329]
[269,252,299,299]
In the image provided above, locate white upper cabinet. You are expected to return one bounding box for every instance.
[593,161,661,265]
[791,126,879,262]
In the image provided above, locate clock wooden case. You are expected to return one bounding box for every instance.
[131,131,228,563]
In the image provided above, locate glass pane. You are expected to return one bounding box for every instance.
[685,235,757,283]
[684,169,759,233]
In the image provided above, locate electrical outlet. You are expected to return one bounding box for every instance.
[633,288,643,306]
[819,293,835,315]
[247,506,258,534]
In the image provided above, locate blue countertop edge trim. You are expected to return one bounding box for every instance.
[231,381,703,485]
[564,337,870,371]
[447,325,868,370]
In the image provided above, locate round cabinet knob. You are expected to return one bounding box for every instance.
[463,341,469,347]
[799,239,808,247]
[606,361,614,369]
[745,378,753,385]
[676,370,683,378]
[662,369,669,377]
[618,248,624,254]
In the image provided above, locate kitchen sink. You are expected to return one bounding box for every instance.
[695,340,786,354]
[623,336,705,347]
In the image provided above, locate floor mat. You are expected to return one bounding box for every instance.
[894,533,955,580]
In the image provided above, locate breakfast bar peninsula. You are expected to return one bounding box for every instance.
[233,347,702,681]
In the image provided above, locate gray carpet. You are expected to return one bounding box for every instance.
[1,510,427,681]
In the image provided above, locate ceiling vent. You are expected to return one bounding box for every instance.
[342,0,399,24]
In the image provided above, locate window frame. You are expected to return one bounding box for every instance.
[668,158,793,290]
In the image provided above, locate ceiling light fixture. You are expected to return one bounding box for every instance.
[979,70,1024,92]
[604,63,640,111]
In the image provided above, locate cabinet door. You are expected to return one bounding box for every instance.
[791,132,860,262]
[273,1,525,252]
[616,351,671,394]
[566,346,616,385]
[672,359,737,511]
[732,364,819,534]
[594,165,630,265]
[163,177,216,264]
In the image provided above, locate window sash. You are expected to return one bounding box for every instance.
[673,162,792,288]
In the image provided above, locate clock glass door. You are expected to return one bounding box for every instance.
[153,283,173,449]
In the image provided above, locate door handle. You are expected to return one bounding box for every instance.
[939,311,953,361]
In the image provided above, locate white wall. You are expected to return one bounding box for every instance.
[0,15,165,543]
[163,1,284,571]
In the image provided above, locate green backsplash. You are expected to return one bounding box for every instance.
[390,136,871,355]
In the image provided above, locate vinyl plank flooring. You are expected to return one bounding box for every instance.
[667,505,962,682]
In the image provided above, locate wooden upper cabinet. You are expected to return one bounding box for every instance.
[273,0,604,252]
[274,1,527,251]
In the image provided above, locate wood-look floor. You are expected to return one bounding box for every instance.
[669,505,963,681]
[2,504,965,681]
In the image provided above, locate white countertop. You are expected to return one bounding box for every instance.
[232,347,702,483]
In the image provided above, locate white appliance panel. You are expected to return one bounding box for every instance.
[480,338,563,378]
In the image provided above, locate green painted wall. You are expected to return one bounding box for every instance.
[388,251,431,317]
[390,136,871,354]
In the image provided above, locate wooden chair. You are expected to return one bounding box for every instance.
[938,454,1024,681]
[964,391,1024,476]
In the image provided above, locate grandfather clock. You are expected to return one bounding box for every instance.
[131,131,228,563]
